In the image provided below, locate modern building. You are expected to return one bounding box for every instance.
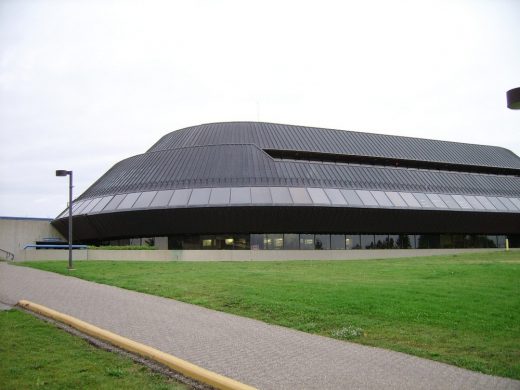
[52,122,520,250]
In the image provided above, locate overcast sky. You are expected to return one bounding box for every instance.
[1,0,519,218]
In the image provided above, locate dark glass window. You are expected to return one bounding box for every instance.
[150,190,174,207]
[308,188,330,205]
[486,235,498,248]
[300,234,314,250]
[441,234,455,248]
[232,235,250,250]
[360,234,375,249]
[387,234,400,249]
[250,234,264,250]
[230,187,251,204]
[417,234,440,249]
[251,187,272,204]
[284,234,299,249]
[324,189,347,205]
[133,191,158,209]
[397,234,415,249]
[188,188,211,206]
[374,234,389,249]
[266,234,283,249]
[346,234,361,249]
[341,190,363,206]
[497,235,506,248]
[270,187,293,204]
[356,190,378,206]
[331,234,346,250]
[371,191,392,207]
[209,188,230,205]
[201,235,216,249]
[169,189,192,207]
[315,234,330,250]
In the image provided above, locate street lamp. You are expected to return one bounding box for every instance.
[56,169,74,270]
[506,87,520,109]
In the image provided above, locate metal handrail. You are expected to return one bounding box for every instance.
[23,244,88,250]
[0,248,15,261]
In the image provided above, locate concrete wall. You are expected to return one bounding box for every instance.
[19,248,514,262]
[0,218,64,260]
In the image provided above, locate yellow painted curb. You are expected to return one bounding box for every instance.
[18,300,257,390]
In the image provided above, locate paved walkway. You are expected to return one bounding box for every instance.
[0,263,518,390]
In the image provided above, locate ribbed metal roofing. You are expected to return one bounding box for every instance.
[78,140,520,200]
[148,122,520,170]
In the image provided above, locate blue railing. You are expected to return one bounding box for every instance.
[24,244,88,250]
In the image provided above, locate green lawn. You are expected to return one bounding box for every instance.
[0,310,188,389]
[21,251,520,380]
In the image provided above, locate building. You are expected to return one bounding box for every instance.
[52,122,520,250]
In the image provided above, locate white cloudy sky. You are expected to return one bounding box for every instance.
[1,0,519,218]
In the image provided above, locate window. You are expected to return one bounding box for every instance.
[270,187,293,204]
[412,193,434,208]
[347,234,361,249]
[324,189,347,205]
[169,189,192,207]
[251,187,272,204]
[265,234,283,249]
[386,192,407,207]
[289,188,312,204]
[133,191,158,208]
[300,234,314,250]
[360,234,375,249]
[188,188,211,206]
[340,190,363,206]
[399,192,421,208]
[356,190,378,206]
[209,188,230,205]
[91,196,113,212]
[284,234,299,249]
[150,190,174,207]
[371,191,392,207]
[117,193,140,209]
[331,234,346,250]
[104,194,126,211]
[230,187,251,204]
[315,234,330,249]
[308,188,330,205]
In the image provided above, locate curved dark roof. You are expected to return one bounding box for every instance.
[149,122,520,170]
[78,122,520,201]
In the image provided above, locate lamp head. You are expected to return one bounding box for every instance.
[507,87,520,109]
[56,170,70,177]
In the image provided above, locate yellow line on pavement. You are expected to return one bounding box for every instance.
[18,300,257,390]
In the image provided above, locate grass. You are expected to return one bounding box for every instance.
[20,251,520,380]
[0,309,188,389]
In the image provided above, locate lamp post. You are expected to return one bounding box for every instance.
[507,87,520,109]
[56,170,74,270]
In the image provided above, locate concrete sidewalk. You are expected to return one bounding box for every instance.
[0,263,518,390]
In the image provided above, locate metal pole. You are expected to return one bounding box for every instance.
[68,171,73,269]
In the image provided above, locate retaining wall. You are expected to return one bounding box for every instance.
[19,248,514,262]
